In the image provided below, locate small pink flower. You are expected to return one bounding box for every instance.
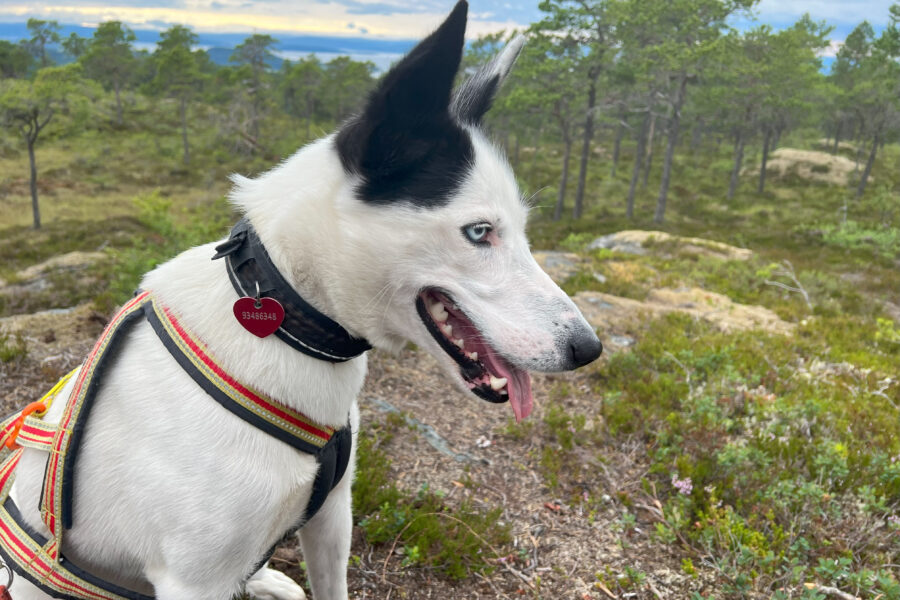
[671,474,693,495]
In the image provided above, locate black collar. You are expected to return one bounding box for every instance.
[211,218,371,362]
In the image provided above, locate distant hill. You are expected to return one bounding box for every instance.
[0,21,413,72]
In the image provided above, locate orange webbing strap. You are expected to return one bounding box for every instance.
[0,368,76,452]
[40,292,150,552]
[0,384,150,600]
[3,403,46,450]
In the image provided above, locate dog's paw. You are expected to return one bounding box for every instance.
[245,567,307,600]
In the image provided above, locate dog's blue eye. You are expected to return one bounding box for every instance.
[463,223,492,245]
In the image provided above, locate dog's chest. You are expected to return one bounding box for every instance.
[53,322,361,576]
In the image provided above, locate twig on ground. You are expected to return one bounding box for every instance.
[594,580,617,599]
[805,583,860,600]
[474,571,511,600]
[764,259,813,310]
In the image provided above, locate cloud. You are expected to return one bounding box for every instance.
[818,38,843,58]
[340,1,432,16]
[0,2,529,38]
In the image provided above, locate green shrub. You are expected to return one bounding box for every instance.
[353,430,511,579]
[0,332,27,362]
[818,220,900,260]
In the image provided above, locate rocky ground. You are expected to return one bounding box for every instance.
[0,232,799,599]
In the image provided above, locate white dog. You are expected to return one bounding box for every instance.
[6,2,602,598]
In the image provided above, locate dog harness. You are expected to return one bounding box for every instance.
[0,288,355,599]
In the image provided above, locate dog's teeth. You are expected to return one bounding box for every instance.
[490,376,508,391]
[429,302,448,323]
[467,351,478,361]
[441,324,453,336]
[454,338,465,349]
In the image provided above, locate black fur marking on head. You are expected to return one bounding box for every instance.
[335,0,474,209]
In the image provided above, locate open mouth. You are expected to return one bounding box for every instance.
[416,288,533,421]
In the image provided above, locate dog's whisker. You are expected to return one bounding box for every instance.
[522,186,550,209]
[361,282,393,314]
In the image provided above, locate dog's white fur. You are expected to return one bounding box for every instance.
[7,25,598,600]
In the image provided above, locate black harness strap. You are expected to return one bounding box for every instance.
[54,305,147,531]
[143,298,353,525]
[0,497,154,600]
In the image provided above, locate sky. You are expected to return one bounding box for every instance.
[0,0,894,67]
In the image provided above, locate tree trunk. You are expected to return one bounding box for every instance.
[554,132,573,222]
[758,128,772,194]
[626,112,649,219]
[114,80,123,126]
[573,75,598,219]
[690,118,704,153]
[611,116,625,177]
[642,111,656,189]
[856,134,879,199]
[728,132,745,201]
[27,135,40,229]
[832,120,842,154]
[654,74,688,224]
[180,96,190,165]
[529,126,543,174]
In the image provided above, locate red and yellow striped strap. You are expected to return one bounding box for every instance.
[146,297,336,450]
[0,452,150,600]
[39,291,338,551]
[40,291,150,547]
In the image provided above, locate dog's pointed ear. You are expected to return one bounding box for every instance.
[371,0,467,120]
[336,2,471,206]
[452,34,525,125]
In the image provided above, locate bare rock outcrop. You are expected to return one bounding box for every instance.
[574,288,793,338]
[587,230,752,261]
[745,148,862,187]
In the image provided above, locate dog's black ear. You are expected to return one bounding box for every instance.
[336,1,473,207]
[452,34,525,125]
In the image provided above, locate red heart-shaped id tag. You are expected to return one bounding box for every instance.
[233,296,285,338]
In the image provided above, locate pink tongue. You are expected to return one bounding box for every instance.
[483,353,533,422]
[508,369,533,422]
[438,295,533,421]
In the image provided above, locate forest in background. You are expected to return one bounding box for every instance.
[0,0,898,230]
[1,1,900,599]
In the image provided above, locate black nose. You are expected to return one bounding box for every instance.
[567,331,603,369]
